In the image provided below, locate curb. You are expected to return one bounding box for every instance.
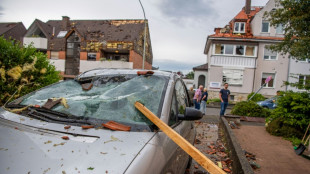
[220,116,254,174]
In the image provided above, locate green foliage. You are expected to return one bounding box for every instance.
[266,91,310,130]
[247,92,266,102]
[185,71,194,79]
[207,98,221,104]
[0,36,61,106]
[264,0,310,60]
[284,74,310,91]
[231,101,271,117]
[266,117,304,139]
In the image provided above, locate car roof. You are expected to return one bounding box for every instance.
[77,68,175,80]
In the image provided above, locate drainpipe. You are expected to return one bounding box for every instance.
[138,0,147,69]
[286,56,291,91]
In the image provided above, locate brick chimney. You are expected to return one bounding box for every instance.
[245,0,251,14]
[62,16,70,30]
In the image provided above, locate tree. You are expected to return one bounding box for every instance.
[185,71,194,79]
[0,36,61,105]
[264,0,310,61]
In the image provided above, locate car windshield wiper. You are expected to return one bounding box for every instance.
[27,107,99,126]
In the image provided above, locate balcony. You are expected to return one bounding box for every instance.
[80,60,133,72]
[23,37,48,50]
[210,55,256,68]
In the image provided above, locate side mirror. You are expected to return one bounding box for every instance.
[178,107,203,121]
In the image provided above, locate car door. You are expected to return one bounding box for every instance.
[162,79,194,173]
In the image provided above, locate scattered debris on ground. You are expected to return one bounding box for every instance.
[187,121,232,174]
[244,150,260,170]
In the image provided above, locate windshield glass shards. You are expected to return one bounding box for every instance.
[20,74,168,128]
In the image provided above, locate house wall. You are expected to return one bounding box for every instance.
[253,43,289,96]
[59,51,66,59]
[193,70,208,89]
[80,52,87,60]
[287,59,310,92]
[251,0,284,38]
[129,50,152,69]
[23,37,48,50]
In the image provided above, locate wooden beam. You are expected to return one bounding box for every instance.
[135,102,226,174]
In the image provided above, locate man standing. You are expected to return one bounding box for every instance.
[200,88,208,115]
[219,83,230,116]
[193,85,203,110]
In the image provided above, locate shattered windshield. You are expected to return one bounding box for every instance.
[20,74,168,127]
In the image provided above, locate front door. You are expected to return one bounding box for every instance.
[65,32,80,76]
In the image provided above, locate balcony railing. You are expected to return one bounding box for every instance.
[23,37,48,50]
[210,55,256,68]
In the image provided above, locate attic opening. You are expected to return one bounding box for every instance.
[25,25,46,38]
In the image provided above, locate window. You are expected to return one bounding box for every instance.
[223,69,244,85]
[234,22,245,33]
[87,52,97,61]
[224,45,234,55]
[57,31,68,38]
[262,20,270,33]
[298,75,310,89]
[50,51,59,59]
[175,80,188,114]
[235,45,245,55]
[264,46,277,60]
[213,44,256,57]
[245,46,255,56]
[215,44,224,54]
[261,73,275,88]
[276,24,284,34]
[169,94,178,126]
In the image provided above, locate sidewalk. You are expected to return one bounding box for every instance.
[233,124,310,174]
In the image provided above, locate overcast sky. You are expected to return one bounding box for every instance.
[0,0,269,73]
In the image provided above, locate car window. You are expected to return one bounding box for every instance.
[168,93,178,126]
[175,80,189,114]
[20,74,168,127]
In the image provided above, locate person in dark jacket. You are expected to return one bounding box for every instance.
[200,88,208,115]
[219,83,230,116]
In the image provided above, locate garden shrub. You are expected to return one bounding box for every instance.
[231,101,271,117]
[247,92,266,102]
[266,117,304,139]
[0,36,61,105]
[266,91,310,138]
[207,98,221,104]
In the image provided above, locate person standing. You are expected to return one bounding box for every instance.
[193,85,203,110]
[188,87,195,107]
[200,88,208,115]
[219,83,230,116]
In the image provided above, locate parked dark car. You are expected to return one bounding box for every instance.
[0,69,202,174]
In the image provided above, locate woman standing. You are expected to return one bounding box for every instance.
[200,88,208,115]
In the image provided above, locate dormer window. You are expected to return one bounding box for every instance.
[234,22,245,33]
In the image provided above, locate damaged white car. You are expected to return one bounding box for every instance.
[0,69,202,174]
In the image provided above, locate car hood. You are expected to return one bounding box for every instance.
[0,109,156,174]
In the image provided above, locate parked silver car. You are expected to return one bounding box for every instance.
[0,69,202,174]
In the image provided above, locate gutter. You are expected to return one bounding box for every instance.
[208,37,283,43]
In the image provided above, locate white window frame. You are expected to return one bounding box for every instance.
[213,44,257,57]
[234,22,245,33]
[261,72,276,88]
[263,45,277,60]
[261,20,270,33]
[87,52,97,61]
[298,75,310,90]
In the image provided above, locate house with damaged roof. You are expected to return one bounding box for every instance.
[0,22,26,42]
[23,16,153,78]
[202,0,310,101]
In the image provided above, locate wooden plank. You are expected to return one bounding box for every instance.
[135,102,225,174]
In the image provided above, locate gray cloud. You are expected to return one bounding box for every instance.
[0,6,4,16]
[155,0,216,25]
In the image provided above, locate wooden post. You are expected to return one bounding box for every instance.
[135,102,225,174]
